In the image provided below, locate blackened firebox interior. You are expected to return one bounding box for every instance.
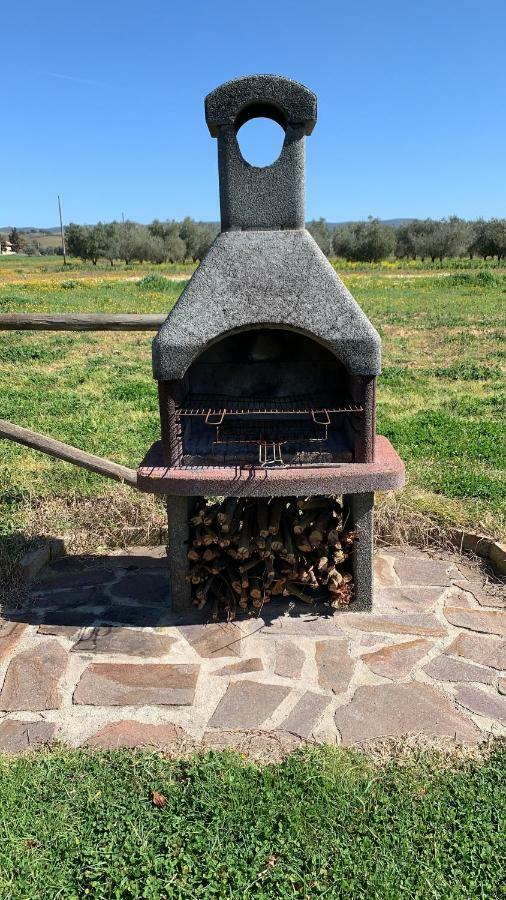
[174,329,364,467]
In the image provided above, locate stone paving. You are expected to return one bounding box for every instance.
[0,545,505,755]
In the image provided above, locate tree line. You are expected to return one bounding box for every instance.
[5,216,506,264]
[65,219,219,265]
[307,216,506,263]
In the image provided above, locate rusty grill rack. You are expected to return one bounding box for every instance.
[213,420,327,445]
[212,420,328,467]
[177,393,363,423]
[172,396,361,468]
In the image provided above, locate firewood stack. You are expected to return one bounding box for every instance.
[186,496,355,620]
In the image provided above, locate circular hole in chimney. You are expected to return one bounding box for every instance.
[236,117,285,168]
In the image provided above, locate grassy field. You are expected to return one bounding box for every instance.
[1,251,505,280]
[0,744,504,899]
[0,257,504,580]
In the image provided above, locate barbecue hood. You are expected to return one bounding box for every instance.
[152,74,380,382]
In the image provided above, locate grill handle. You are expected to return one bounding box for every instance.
[205,410,225,425]
[311,409,330,426]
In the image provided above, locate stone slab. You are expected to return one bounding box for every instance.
[39,624,84,639]
[374,554,399,587]
[0,641,68,711]
[394,556,451,587]
[108,570,170,603]
[0,719,57,753]
[444,607,506,637]
[86,720,186,749]
[361,639,432,678]
[445,633,506,670]
[179,623,242,658]
[424,655,496,685]
[212,658,263,676]
[341,613,446,637]
[455,686,506,725]
[208,680,290,729]
[499,678,506,695]
[274,640,305,678]
[278,691,330,738]
[98,606,173,627]
[37,611,104,628]
[20,544,51,581]
[375,587,443,614]
[261,610,346,636]
[72,627,176,657]
[36,563,115,590]
[0,622,28,663]
[73,663,199,706]
[335,683,480,745]
[453,582,506,609]
[32,586,99,609]
[315,640,354,694]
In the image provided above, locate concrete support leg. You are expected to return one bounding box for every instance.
[345,492,374,611]
[166,496,192,612]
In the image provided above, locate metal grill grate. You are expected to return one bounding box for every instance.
[177,393,363,418]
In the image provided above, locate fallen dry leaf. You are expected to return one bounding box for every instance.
[25,839,40,851]
[151,790,167,809]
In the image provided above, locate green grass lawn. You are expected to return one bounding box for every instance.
[0,263,505,580]
[0,745,504,899]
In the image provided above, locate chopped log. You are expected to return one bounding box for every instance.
[297,497,330,511]
[187,494,354,618]
[202,547,220,563]
[249,577,262,600]
[295,535,312,554]
[308,509,334,547]
[217,497,238,530]
[257,500,270,538]
[264,557,275,583]
[270,578,286,596]
[281,520,296,564]
[327,528,342,546]
[283,582,315,604]
[317,555,329,572]
[239,557,263,574]
[268,498,285,534]
[237,505,254,558]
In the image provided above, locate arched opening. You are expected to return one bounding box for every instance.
[236,116,286,168]
[175,328,362,467]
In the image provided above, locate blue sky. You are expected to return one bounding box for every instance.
[3,0,505,226]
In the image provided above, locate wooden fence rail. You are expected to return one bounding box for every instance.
[0,313,165,331]
[0,419,138,487]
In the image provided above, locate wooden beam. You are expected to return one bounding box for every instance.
[0,419,138,487]
[0,313,166,331]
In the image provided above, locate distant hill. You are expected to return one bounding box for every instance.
[1,219,415,234]
[0,226,61,234]
[327,219,414,230]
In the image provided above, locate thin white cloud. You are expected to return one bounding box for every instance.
[45,71,112,88]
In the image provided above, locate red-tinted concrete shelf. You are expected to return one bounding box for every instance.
[137,435,405,497]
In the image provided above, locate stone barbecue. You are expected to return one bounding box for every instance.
[138,74,405,611]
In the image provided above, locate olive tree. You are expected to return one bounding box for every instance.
[307,218,331,255]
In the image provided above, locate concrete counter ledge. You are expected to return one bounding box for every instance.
[137,435,405,498]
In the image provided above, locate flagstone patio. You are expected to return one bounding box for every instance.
[0,545,504,755]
